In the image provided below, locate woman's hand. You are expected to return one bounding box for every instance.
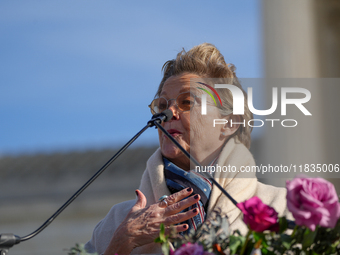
[104,187,200,255]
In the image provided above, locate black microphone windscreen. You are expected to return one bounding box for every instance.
[162,109,173,122]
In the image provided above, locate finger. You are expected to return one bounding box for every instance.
[131,189,147,212]
[164,207,200,226]
[160,187,194,207]
[165,194,201,215]
[164,224,189,235]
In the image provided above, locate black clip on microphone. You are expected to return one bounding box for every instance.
[147,110,173,128]
[0,110,173,255]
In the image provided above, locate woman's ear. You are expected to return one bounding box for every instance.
[221,115,241,137]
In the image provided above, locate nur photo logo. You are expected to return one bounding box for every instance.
[196,81,312,128]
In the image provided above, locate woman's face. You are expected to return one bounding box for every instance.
[158,73,228,170]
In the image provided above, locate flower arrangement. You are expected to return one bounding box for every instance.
[67,176,339,255]
[157,176,340,255]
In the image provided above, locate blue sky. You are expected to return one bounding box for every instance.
[0,1,262,155]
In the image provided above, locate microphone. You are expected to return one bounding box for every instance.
[148,109,173,127]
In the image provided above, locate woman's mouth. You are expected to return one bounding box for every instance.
[166,129,182,137]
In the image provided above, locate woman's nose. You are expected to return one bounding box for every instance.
[168,101,180,120]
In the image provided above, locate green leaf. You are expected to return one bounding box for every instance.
[160,222,165,233]
[280,234,293,249]
[279,217,288,234]
[155,223,168,244]
[154,223,170,255]
[229,235,245,254]
[252,232,265,242]
[154,237,162,243]
[302,228,318,249]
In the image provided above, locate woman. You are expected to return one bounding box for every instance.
[85,43,290,254]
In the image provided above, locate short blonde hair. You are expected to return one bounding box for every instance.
[156,43,253,149]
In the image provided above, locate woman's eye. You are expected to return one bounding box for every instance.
[158,103,167,110]
[181,100,192,105]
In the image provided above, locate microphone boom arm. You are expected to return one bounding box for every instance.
[20,123,152,242]
[0,121,156,254]
[0,111,173,254]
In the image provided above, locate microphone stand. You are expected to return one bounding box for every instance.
[0,114,166,254]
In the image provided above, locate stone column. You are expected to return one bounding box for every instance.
[260,0,340,192]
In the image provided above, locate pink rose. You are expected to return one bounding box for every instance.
[170,243,213,255]
[286,176,340,231]
[237,196,279,232]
